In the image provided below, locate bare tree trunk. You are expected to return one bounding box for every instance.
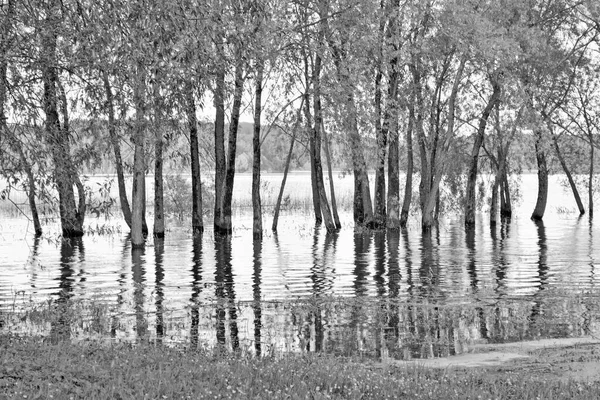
[153,120,165,238]
[374,54,386,229]
[552,134,584,215]
[424,57,466,231]
[322,121,341,229]
[465,76,501,227]
[500,170,512,218]
[400,103,414,228]
[152,80,165,238]
[103,72,133,229]
[57,78,86,229]
[272,98,304,232]
[218,54,244,235]
[318,0,372,228]
[186,85,203,235]
[531,129,548,221]
[131,64,146,247]
[252,61,264,240]
[41,1,83,237]
[213,39,227,234]
[348,93,374,228]
[490,147,505,225]
[302,50,322,226]
[20,147,43,236]
[312,51,335,232]
[590,134,594,219]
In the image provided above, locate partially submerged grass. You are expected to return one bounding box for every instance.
[1,334,599,399]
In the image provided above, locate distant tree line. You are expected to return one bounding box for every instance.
[1,0,600,245]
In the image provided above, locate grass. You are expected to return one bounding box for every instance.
[1,334,599,400]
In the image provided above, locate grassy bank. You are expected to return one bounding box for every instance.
[1,335,598,399]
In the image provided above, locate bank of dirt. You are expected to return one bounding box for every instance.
[396,337,600,382]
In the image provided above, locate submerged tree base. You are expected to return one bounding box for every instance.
[61,228,84,238]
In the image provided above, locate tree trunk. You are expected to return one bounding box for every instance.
[590,134,594,219]
[400,103,414,228]
[500,169,512,218]
[186,85,204,235]
[252,61,264,240]
[272,98,304,232]
[152,81,165,238]
[347,93,374,228]
[374,54,386,229]
[490,147,506,225]
[303,59,322,226]
[131,64,146,247]
[531,129,548,221]
[322,121,341,229]
[57,77,86,229]
[213,40,227,234]
[217,54,244,235]
[552,134,584,215]
[318,0,372,228]
[465,76,501,227]
[423,56,466,231]
[41,2,83,237]
[312,51,335,232]
[21,147,43,236]
[153,121,165,238]
[103,72,133,229]
[385,45,401,229]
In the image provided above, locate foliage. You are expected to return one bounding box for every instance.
[164,175,215,220]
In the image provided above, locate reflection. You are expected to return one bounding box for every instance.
[190,236,203,349]
[465,227,488,340]
[132,246,148,341]
[589,219,595,287]
[76,237,86,291]
[214,235,239,351]
[373,231,386,359]
[491,219,510,340]
[419,230,439,297]
[28,235,41,289]
[384,230,401,358]
[112,233,130,338]
[154,238,165,343]
[353,231,371,297]
[416,230,444,358]
[529,219,548,326]
[48,238,80,343]
[252,238,263,356]
[491,219,510,296]
[309,227,323,352]
[373,231,387,297]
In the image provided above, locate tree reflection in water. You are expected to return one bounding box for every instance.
[48,238,83,343]
[491,219,510,339]
[214,234,239,351]
[529,219,548,327]
[465,227,488,340]
[385,230,401,351]
[190,236,203,349]
[252,238,262,356]
[131,245,148,341]
[154,238,165,343]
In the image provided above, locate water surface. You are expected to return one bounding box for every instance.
[1,174,599,358]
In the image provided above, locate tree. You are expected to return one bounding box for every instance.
[40,0,84,237]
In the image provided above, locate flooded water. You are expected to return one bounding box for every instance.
[1,173,599,359]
